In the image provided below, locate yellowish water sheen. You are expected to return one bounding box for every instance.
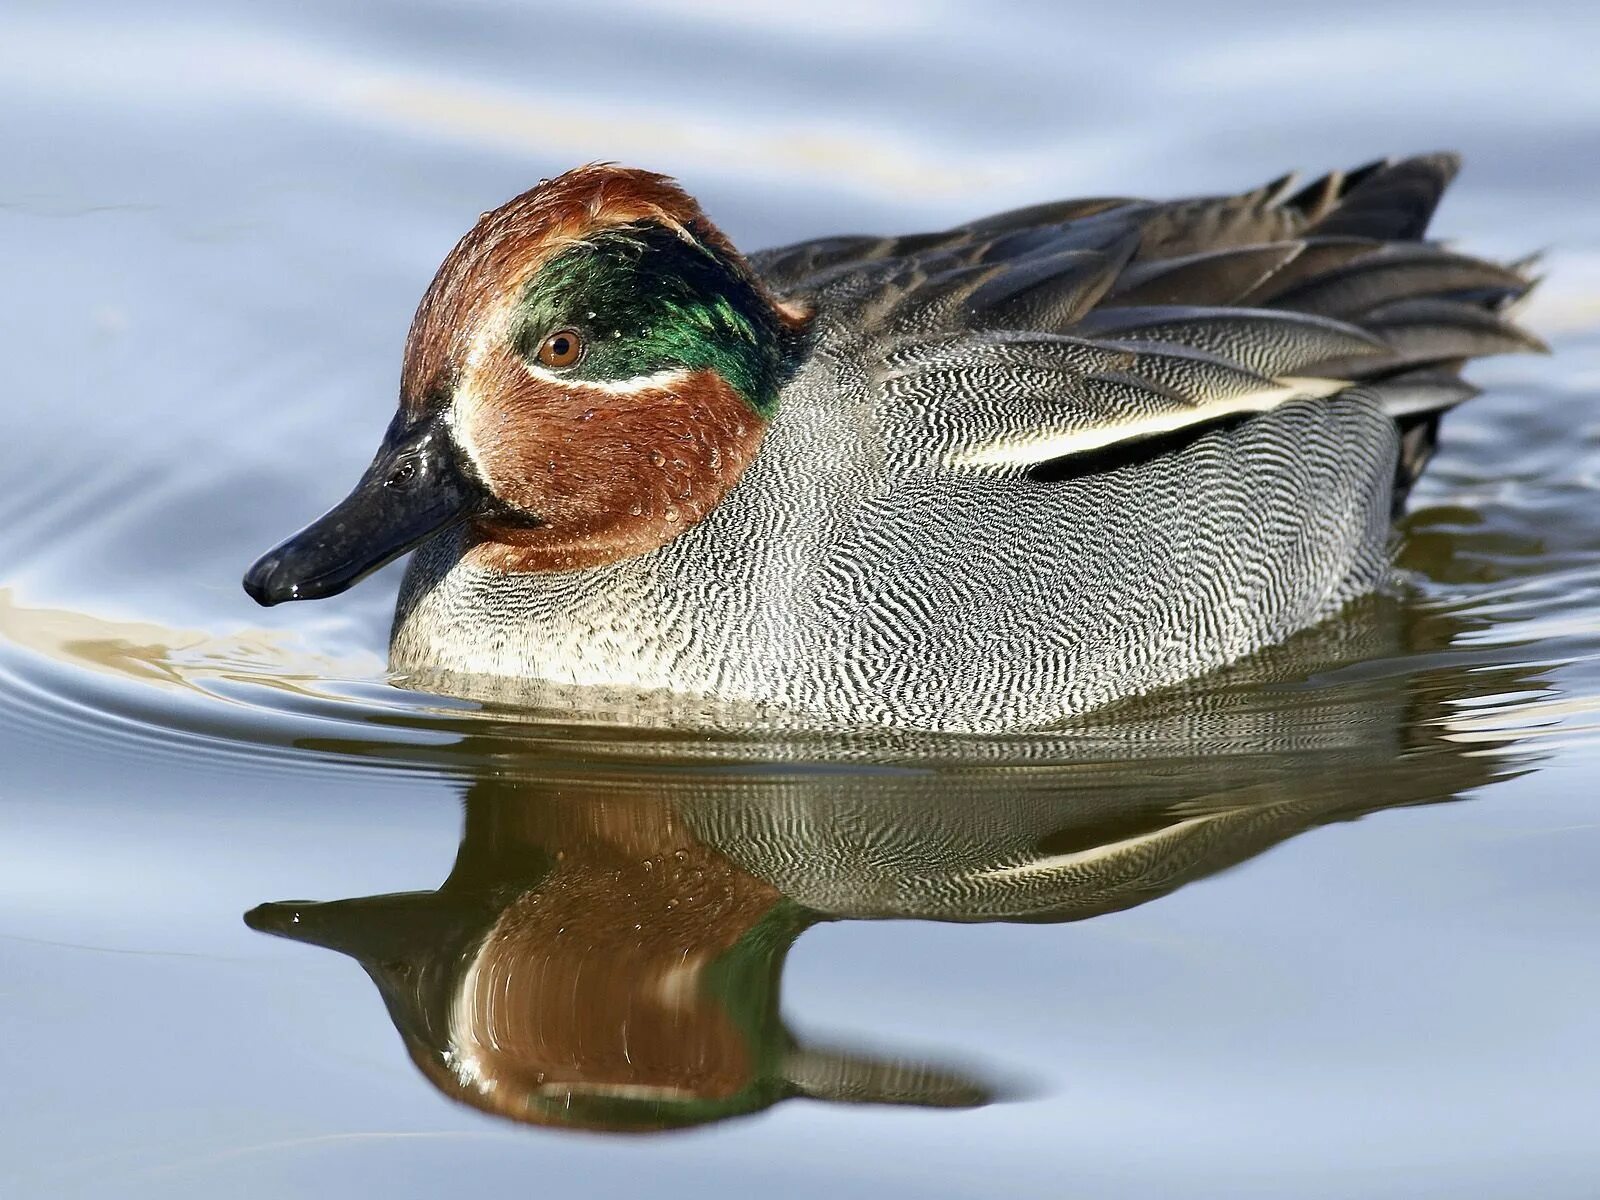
[3,2,1600,1196]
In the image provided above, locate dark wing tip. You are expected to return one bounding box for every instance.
[1309,152,1463,242]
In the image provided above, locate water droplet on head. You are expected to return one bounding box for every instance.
[664,506,681,524]
[580,408,597,421]
[650,449,667,467]
[628,501,643,516]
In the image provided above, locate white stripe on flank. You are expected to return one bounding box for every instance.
[946,376,1351,470]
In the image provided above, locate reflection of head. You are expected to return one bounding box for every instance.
[255,596,1541,1133]
[248,793,990,1133]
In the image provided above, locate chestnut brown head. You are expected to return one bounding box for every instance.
[245,165,809,605]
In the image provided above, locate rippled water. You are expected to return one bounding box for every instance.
[4,2,1599,1196]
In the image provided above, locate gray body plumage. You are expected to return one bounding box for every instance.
[392,154,1539,731]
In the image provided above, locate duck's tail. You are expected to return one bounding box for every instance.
[1041,152,1543,485]
[1252,153,1544,503]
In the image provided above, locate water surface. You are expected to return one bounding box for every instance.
[3,2,1599,1196]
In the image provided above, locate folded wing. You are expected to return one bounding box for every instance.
[753,153,1542,479]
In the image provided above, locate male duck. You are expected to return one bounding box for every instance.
[244,154,1541,732]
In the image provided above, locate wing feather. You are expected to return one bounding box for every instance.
[1103,242,1306,307]
[1069,307,1388,378]
[879,333,1345,472]
[757,154,1539,477]
[1361,297,1550,365]
[1265,245,1531,320]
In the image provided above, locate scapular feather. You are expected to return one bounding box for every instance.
[760,153,1538,476]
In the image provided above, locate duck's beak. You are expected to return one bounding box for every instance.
[243,411,479,606]
[245,892,494,1049]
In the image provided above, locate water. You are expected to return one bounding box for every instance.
[3,1,1599,1195]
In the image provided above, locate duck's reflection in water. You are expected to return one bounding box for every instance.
[251,788,991,1132]
[246,598,1542,1133]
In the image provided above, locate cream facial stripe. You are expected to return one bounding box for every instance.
[517,362,694,394]
[442,403,490,489]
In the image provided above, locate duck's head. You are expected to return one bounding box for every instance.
[244,164,809,605]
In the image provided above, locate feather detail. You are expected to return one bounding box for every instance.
[878,330,1351,473]
[1104,242,1306,307]
[1069,307,1388,377]
[1265,245,1532,320]
[942,375,1347,471]
[756,153,1538,479]
[1236,237,1382,302]
[1361,297,1552,363]
[1307,152,1460,240]
[964,238,1139,331]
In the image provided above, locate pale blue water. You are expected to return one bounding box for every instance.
[3,2,1599,1196]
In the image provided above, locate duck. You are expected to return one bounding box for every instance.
[243,153,1542,732]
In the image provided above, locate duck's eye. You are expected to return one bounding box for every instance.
[537,328,584,369]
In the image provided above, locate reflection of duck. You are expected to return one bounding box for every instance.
[248,793,990,1133]
[248,599,1542,1134]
